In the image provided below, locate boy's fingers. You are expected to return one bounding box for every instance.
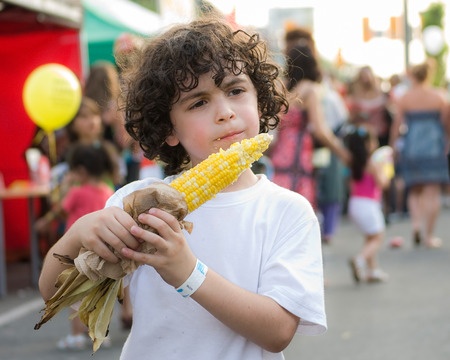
[107,218,141,249]
[75,207,142,262]
[130,224,168,254]
[140,208,181,233]
[92,240,120,263]
[121,246,153,264]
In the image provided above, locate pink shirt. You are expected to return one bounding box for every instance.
[62,183,114,230]
[350,172,381,201]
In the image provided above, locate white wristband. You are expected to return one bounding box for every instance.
[176,259,208,298]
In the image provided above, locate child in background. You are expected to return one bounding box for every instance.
[36,97,123,251]
[62,96,124,188]
[54,143,114,232]
[84,62,134,184]
[36,143,115,349]
[346,126,390,283]
[38,17,327,359]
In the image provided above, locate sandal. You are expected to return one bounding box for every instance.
[57,333,89,350]
[367,268,389,283]
[426,237,442,249]
[413,231,421,246]
[349,257,366,283]
[57,333,111,350]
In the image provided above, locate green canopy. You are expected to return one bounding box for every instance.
[82,0,161,65]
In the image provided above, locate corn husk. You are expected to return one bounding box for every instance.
[34,183,188,352]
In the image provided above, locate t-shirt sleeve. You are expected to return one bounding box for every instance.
[104,178,166,209]
[258,197,327,336]
[105,187,127,208]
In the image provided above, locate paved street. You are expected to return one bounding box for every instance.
[284,207,450,360]
[1,208,449,360]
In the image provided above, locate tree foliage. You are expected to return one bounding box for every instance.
[421,2,447,87]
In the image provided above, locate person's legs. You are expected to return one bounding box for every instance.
[422,184,442,247]
[350,232,387,283]
[361,232,384,270]
[348,197,387,282]
[320,202,341,245]
[407,185,423,244]
[121,286,133,330]
[362,232,389,282]
[394,176,406,216]
[57,312,112,350]
[57,313,89,350]
[71,314,87,335]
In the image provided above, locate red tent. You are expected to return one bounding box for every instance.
[0,1,83,259]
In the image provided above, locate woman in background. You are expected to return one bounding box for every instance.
[390,62,449,248]
[270,39,349,209]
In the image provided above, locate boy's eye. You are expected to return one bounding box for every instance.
[189,99,207,110]
[229,88,244,96]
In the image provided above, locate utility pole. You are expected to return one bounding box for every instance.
[403,0,411,71]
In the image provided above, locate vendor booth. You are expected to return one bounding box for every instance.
[0,0,83,260]
[0,0,161,264]
[82,0,161,65]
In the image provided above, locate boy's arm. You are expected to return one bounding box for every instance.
[38,224,82,300]
[38,206,140,300]
[122,207,301,353]
[193,270,300,353]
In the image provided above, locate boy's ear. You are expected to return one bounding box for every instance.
[165,133,180,147]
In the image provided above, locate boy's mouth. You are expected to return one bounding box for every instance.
[215,131,243,142]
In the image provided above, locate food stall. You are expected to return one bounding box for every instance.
[0,0,83,261]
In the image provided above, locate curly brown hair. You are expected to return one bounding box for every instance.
[118,18,288,175]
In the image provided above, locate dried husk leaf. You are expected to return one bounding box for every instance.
[75,183,189,281]
[35,182,189,352]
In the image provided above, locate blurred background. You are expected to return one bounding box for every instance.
[210,0,450,81]
[3,0,448,259]
[0,1,449,358]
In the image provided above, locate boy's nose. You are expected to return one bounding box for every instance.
[216,103,235,122]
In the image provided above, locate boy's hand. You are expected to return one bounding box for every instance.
[121,207,197,288]
[66,206,142,264]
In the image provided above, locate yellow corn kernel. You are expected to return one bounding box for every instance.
[170,133,272,212]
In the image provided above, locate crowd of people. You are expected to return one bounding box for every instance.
[269,25,443,288]
[28,14,449,358]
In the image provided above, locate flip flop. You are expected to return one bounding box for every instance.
[426,237,442,249]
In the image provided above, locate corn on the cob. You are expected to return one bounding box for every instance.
[34,133,272,352]
[170,133,272,212]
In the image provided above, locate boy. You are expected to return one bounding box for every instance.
[39,17,327,359]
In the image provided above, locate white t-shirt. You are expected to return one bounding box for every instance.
[106,174,327,360]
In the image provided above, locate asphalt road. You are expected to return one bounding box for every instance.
[1,208,449,360]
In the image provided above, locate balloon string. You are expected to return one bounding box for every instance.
[32,129,46,146]
[47,131,57,166]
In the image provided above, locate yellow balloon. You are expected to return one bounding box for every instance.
[23,63,82,132]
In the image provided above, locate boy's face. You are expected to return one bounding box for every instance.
[167,72,261,166]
